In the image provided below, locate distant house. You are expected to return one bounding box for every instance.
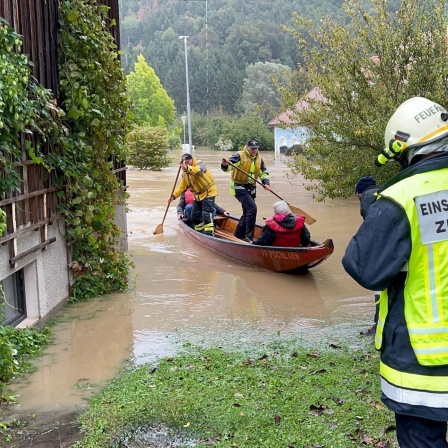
[268,87,325,156]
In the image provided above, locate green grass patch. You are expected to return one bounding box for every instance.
[74,340,397,447]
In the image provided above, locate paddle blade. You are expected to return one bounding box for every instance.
[153,223,164,235]
[289,205,316,225]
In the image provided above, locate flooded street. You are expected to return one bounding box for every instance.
[2,149,373,419]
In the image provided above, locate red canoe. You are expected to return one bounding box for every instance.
[178,215,334,273]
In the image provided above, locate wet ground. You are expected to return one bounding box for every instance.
[0,149,374,446]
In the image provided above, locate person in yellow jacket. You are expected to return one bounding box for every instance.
[169,153,217,236]
[221,139,271,242]
[343,97,448,447]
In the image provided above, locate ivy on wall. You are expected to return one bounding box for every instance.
[0,21,62,399]
[0,0,133,302]
[0,18,61,196]
[56,0,133,301]
[0,1,133,396]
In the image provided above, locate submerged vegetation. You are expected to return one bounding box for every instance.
[74,341,398,447]
[0,302,51,402]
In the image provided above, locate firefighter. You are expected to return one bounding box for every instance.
[221,139,270,242]
[343,97,448,447]
[170,153,217,236]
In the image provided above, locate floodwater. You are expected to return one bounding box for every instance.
[2,149,373,418]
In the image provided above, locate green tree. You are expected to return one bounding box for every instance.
[126,126,171,170]
[126,54,175,126]
[190,110,233,149]
[237,61,292,122]
[120,16,141,44]
[119,0,348,117]
[284,0,448,200]
[225,23,271,66]
[279,65,313,110]
[221,112,274,151]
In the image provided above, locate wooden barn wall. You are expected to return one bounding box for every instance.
[0,0,120,91]
[0,0,125,256]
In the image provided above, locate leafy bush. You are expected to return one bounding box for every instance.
[126,126,172,170]
[58,0,133,301]
[0,18,64,197]
[0,324,51,400]
[215,136,233,151]
[0,209,6,236]
[221,111,275,150]
[0,292,51,400]
[167,134,181,151]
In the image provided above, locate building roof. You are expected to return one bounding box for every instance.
[268,87,325,127]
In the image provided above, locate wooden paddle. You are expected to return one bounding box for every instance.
[153,165,182,235]
[225,160,316,225]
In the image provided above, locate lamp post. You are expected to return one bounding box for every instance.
[180,114,187,148]
[179,35,193,153]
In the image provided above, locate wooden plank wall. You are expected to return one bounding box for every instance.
[0,0,125,264]
[0,0,59,91]
[0,0,120,91]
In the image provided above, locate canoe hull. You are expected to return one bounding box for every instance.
[178,216,334,273]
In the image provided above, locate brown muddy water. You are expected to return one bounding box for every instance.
[2,149,373,420]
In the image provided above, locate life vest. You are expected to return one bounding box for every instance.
[185,189,194,205]
[375,168,448,369]
[230,148,262,185]
[173,158,217,201]
[265,214,305,247]
[226,149,268,196]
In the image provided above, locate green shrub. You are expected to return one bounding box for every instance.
[168,134,181,151]
[126,126,172,170]
[0,293,51,400]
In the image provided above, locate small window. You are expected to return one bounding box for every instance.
[1,269,26,326]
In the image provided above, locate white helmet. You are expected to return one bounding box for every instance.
[383,97,448,166]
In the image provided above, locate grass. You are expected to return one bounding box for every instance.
[74,339,398,447]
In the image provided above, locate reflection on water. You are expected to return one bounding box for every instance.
[2,149,373,418]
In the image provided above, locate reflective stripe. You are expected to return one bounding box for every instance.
[381,361,448,392]
[194,222,204,231]
[409,326,448,335]
[413,346,448,355]
[203,222,214,232]
[375,315,384,348]
[374,290,388,350]
[381,377,448,408]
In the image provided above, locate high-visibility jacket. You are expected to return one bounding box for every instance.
[342,152,448,420]
[173,158,217,201]
[374,167,448,415]
[265,214,305,247]
[222,148,269,195]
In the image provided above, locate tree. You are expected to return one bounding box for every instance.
[120,16,141,44]
[221,112,274,151]
[285,0,448,200]
[126,126,171,170]
[225,23,270,66]
[126,54,175,127]
[237,61,292,122]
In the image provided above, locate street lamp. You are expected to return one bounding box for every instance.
[180,114,187,147]
[179,35,193,153]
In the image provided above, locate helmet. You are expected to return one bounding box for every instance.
[382,97,448,166]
